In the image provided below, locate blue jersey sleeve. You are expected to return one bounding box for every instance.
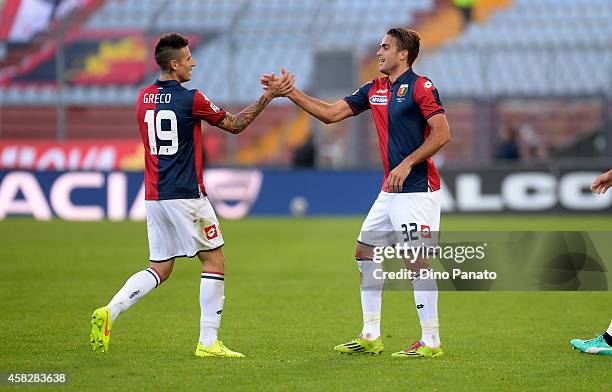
[343,82,372,115]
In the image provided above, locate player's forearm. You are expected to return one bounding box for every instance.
[288,89,337,124]
[220,94,272,134]
[403,127,451,167]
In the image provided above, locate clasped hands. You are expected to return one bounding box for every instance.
[261,67,295,99]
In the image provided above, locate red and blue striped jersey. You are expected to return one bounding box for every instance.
[344,68,444,193]
[137,79,226,200]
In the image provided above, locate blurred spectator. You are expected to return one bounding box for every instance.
[319,128,348,168]
[533,144,550,161]
[453,0,475,29]
[292,134,316,168]
[494,125,521,161]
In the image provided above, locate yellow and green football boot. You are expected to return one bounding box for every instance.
[334,336,384,355]
[90,306,112,353]
[195,340,245,358]
[391,340,443,358]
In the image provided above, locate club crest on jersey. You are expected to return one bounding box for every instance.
[369,95,388,106]
[204,224,219,240]
[397,84,409,97]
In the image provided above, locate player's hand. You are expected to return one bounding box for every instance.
[260,73,271,87]
[261,68,295,98]
[386,162,412,193]
[262,68,295,96]
[259,72,278,87]
[591,170,612,194]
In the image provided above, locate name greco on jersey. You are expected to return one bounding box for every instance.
[143,93,172,104]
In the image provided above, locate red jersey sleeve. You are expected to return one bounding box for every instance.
[193,90,226,125]
[414,76,444,120]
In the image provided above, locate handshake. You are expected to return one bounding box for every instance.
[260,67,296,100]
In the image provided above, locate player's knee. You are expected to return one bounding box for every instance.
[355,242,375,261]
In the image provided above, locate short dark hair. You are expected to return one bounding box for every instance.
[155,33,189,73]
[386,28,420,66]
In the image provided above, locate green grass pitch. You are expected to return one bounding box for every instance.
[1,215,611,391]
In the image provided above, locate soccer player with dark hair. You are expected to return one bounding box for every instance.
[90,33,294,358]
[262,28,450,357]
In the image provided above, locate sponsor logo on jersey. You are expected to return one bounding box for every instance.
[424,80,433,89]
[376,89,388,93]
[397,84,409,97]
[420,225,431,238]
[369,95,388,105]
[204,224,218,240]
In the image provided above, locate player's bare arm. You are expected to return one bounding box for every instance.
[260,71,353,124]
[217,71,295,134]
[216,95,271,135]
[287,89,354,124]
[591,169,612,194]
[386,113,451,192]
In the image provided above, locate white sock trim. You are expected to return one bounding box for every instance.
[145,267,161,287]
[201,272,225,280]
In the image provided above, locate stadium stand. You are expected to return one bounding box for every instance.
[181,0,433,103]
[1,0,610,166]
[3,0,610,102]
[416,0,612,97]
[2,0,435,103]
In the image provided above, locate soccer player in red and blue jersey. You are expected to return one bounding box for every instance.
[90,33,294,357]
[262,28,451,357]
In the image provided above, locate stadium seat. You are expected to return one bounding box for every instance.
[417,0,612,98]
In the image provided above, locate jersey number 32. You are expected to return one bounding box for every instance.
[144,109,178,155]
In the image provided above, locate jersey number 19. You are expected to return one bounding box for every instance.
[144,109,178,155]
